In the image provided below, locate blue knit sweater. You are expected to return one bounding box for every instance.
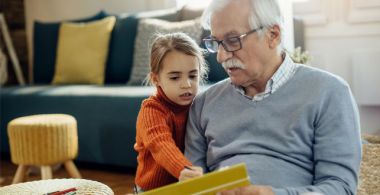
[185,65,361,195]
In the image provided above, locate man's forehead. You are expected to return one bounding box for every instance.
[210,29,240,39]
[209,1,251,38]
[210,17,250,38]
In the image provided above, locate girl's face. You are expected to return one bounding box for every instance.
[153,50,200,106]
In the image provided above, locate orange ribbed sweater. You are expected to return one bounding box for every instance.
[134,87,192,190]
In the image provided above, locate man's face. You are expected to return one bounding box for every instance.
[210,0,274,87]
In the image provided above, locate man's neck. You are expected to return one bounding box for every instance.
[243,53,284,97]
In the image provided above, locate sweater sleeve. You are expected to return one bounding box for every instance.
[184,94,208,172]
[138,101,191,178]
[273,81,362,195]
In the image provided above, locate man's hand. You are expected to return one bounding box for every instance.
[217,185,274,195]
[178,166,203,181]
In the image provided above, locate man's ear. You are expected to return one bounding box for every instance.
[151,73,160,86]
[266,25,281,49]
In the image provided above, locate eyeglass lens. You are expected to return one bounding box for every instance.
[204,37,242,53]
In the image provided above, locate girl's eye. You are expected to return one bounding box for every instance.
[169,77,179,80]
[189,75,198,80]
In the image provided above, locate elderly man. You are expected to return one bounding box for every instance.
[184,0,362,194]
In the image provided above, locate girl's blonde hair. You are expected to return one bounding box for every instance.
[144,32,208,86]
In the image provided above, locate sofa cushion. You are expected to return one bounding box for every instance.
[104,14,138,84]
[104,9,179,84]
[52,16,116,85]
[33,11,106,84]
[178,4,205,21]
[127,18,202,86]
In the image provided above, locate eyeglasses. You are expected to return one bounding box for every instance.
[203,26,263,53]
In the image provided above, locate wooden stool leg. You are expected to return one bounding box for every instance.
[64,160,82,178]
[12,165,28,184]
[40,166,53,180]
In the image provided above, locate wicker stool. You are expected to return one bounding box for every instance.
[7,114,81,184]
[0,178,114,195]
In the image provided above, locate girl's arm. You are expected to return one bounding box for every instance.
[138,101,191,178]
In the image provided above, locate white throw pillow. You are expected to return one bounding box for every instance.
[127,18,202,86]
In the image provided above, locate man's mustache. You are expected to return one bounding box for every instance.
[222,58,245,69]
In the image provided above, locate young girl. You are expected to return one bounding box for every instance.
[134,32,208,192]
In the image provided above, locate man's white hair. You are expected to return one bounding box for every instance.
[201,0,284,53]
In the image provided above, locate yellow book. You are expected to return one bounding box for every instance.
[141,163,250,195]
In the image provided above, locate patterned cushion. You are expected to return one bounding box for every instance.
[127,18,202,86]
[104,9,179,84]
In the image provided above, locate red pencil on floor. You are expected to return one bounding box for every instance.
[48,188,77,195]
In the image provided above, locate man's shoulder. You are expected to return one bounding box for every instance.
[199,79,231,96]
[296,65,350,89]
[190,79,232,113]
[193,79,231,105]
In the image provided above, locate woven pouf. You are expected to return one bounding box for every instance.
[7,114,81,184]
[0,179,114,195]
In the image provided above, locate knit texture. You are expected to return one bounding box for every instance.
[134,87,192,190]
[7,114,78,165]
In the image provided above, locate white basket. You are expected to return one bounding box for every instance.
[0,178,114,195]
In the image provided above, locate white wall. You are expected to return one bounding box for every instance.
[24,0,176,82]
[293,0,380,135]
[278,0,295,52]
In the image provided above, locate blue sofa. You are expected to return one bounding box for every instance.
[0,7,303,169]
[0,7,227,168]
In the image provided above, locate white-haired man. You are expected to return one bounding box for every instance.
[184,0,361,194]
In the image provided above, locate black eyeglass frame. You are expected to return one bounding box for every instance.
[203,26,264,53]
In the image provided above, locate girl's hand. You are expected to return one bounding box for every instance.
[179,166,203,181]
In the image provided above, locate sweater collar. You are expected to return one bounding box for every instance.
[156,86,190,113]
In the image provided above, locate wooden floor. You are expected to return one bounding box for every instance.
[0,158,136,195]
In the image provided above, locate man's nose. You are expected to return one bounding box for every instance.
[216,44,232,64]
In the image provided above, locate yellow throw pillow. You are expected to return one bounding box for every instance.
[52,16,116,85]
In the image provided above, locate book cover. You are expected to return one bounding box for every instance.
[141,163,250,195]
